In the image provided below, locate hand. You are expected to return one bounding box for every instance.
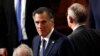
[0,48,8,56]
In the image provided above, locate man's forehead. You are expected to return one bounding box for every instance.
[34,12,48,17]
[34,15,49,21]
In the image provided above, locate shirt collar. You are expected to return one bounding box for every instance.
[73,24,86,31]
[40,28,54,48]
[41,27,54,42]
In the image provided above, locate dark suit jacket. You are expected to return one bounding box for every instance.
[32,30,74,56]
[89,0,100,29]
[68,25,100,56]
[0,0,49,55]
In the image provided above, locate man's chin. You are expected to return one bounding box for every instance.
[39,33,43,36]
[39,34,46,37]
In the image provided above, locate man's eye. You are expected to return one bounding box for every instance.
[35,21,39,24]
[42,21,47,24]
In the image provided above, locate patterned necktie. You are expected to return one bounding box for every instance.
[40,39,46,56]
[16,0,22,42]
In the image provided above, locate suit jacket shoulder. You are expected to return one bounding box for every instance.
[49,30,74,56]
[68,25,100,56]
[32,30,74,56]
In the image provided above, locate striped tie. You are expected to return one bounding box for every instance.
[40,39,46,56]
[16,0,22,42]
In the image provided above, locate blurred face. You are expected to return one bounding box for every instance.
[33,12,54,37]
[17,50,26,56]
[13,48,26,56]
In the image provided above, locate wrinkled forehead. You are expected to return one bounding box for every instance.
[34,12,50,21]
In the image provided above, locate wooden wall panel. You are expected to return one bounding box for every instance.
[49,0,88,35]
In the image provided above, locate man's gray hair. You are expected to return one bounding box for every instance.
[13,44,33,56]
[32,7,54,23]
[67,3,88,23]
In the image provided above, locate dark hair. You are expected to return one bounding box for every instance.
[32,7,54,22]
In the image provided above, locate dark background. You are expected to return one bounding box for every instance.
[49,0,88,35]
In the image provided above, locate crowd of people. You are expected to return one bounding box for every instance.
[0,0,100,56]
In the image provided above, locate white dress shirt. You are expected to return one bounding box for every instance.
[40,27,54,52]
[14,0,28,40]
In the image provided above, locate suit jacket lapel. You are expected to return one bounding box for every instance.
[45,30,59,56]
[34,36,41,56]
[45,39,55,56]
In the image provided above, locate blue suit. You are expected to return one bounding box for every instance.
[32,30,74,56]
[89,0,100,30]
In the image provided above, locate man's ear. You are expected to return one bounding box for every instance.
[69,16,74,23]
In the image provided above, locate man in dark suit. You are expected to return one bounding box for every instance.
[0,0,49,56]
[89,0,100,30]
[66,3,100,56]
[32,7,73,56]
